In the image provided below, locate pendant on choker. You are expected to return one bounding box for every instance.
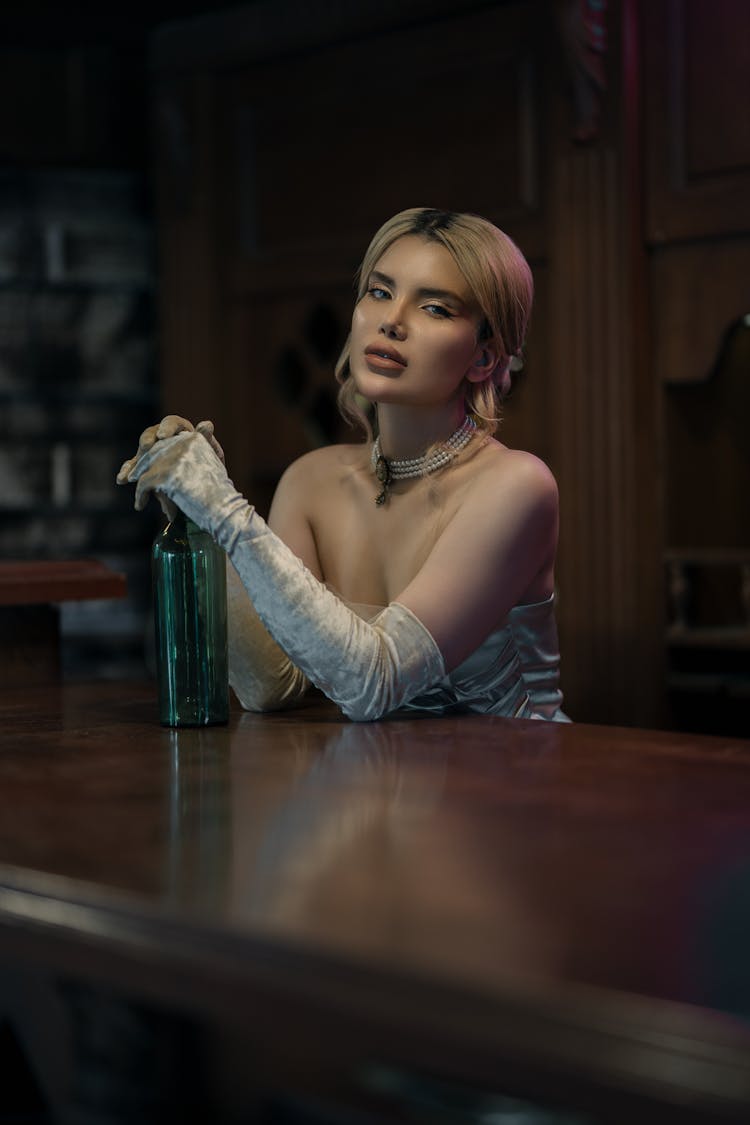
[374,454,391,506]
[370,415,477,505]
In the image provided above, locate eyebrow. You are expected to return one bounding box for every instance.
[369,270,466,307]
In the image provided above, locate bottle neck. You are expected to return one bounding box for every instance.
[169,507,200,535]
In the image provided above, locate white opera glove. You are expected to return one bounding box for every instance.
[123,431,445,721]
[226,560,310,711]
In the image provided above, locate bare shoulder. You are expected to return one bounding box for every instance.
[276,443,367,490]
[267,444,368,567]
[472,441,558,512]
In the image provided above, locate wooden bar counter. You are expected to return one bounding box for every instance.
[1,682,750,1123]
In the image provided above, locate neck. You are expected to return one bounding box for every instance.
[375,401,468,460]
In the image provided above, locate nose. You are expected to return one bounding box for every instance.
[379,305,406,340]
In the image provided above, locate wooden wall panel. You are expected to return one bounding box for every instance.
[664,340,750,551]
[643,0,750,243]
[218,3,547,298]
[643,0,750,734]
[549,144,659,726]
[651,240,750,386]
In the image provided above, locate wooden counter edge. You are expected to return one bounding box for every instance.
[0,560,127,606]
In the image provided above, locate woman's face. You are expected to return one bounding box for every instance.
[349,235,486,409]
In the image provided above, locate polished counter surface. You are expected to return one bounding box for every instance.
[1,681,750,1121]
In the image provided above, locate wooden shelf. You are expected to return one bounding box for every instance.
[666,625,750,650]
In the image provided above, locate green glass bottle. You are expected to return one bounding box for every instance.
[152,508,228,727]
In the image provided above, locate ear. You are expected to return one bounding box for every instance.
[465,342,501,384]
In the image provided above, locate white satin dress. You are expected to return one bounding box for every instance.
[360,593,570,722]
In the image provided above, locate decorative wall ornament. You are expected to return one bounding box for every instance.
[271,302,345,449]
[557,0,608,143]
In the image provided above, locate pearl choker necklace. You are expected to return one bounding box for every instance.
[370,415,477,505]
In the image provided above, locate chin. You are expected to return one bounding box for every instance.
[351,369,398,402]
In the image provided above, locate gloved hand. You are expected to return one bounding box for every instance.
[120,425,308,712]
[116,414,225,520]
[120,431,445,721]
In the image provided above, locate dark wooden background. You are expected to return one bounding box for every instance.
[1,0,748,733]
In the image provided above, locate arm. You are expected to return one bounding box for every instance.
[124,432,444,721]
[123,433,558,721]
[118,415,311,713]
[396,451,559,672]
[226,559,310,711]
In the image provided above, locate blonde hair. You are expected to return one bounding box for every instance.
[336,207,534,440]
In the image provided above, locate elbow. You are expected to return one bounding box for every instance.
[230,682,276,713]
[229,673,308,713]
[339,690,392,723]
[342,705,380,723]
[342,707,382,723]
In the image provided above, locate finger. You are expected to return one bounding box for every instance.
[116,456,136,485]
[134,471,155,512]
[196,420,225,463]
[157,493,178,521]
[124,417,195,484]
[156,414,195,440]
[136,424,160,458]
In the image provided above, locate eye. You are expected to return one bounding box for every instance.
[424,303,452,319]
[367,285,390,301]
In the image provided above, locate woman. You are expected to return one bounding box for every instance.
[118,207,568,722]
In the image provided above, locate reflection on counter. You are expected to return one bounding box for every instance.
[223,714,568,989]
[233,718,449,924]
[166,726,232,909]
